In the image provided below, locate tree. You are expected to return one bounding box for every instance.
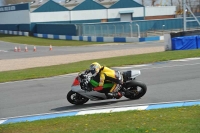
[152,0,156,6]
[177,0,182,9]
[141,0,144,5]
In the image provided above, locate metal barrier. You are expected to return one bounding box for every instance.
[1,17,200,37]
[82,22,142,37]
[80,17,200,37]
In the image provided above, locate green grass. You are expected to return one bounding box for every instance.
[0,34,105,46]
[0,106,199,133]
[0,49,200,83]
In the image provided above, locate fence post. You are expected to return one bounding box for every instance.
[101,25,103,36]
[130,21,133,37]
[75,24,78,36]
[89,25,91,36]
[93,25,96,36]
[82,24,85,36]
[122,25,124,37]
[136,23,140,38]
[113,24,116,37]
[87,25,90,36]
[107,25,109,36]
[162,25,165,35]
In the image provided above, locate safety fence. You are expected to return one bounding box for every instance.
[1,17,200,38]
[81,17,200,38]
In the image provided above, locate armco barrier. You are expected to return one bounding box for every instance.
[33,33,164,43]
[0,30,29,36]
[0,31,164,42]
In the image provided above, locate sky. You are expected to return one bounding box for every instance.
[0,0,4,6]
[0,0,167,6]
[135,0,173,6]
[0,0,199,6]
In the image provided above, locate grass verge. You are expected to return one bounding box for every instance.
[0,34,105,46]
[0,106,199,133]
[0,49,200,83]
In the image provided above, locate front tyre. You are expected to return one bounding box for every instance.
[67,90,89,105]
[124,81,147,100]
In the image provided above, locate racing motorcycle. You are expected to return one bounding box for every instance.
[67,69,147,105]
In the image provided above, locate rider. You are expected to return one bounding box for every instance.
[89,62,123,99]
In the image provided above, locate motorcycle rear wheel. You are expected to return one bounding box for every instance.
[67,90,89,105]
[124,81,147,100]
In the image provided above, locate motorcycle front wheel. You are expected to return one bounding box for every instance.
[124,81,147,100]
[67,90,89,105]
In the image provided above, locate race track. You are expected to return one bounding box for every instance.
[0,57,200,119]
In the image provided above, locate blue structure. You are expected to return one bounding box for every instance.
[109,0,144,9]
[72,0,106,10]
[172,36,198,50]
[35,23,76,35]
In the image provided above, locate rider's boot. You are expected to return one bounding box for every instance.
[107,92,123,99]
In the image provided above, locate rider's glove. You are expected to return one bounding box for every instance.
[85,69,91,74]
[93,86,103,91]
[80,74,86,79]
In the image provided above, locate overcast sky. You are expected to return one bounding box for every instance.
[0,0,4,6]
[0,0,199,7]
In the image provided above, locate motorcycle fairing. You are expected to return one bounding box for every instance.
[123,70,141,81]
[71,85,108,100]
[130,70,141,79]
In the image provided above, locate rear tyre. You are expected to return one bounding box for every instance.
[124,81,147,100]
[67,90,89,105]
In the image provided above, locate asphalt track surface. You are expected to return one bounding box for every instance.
[0,58,200,119]
[0,40,164,59]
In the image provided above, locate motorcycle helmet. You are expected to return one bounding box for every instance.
[89,62,101,76]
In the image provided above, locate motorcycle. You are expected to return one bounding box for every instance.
[67,69,147,105]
